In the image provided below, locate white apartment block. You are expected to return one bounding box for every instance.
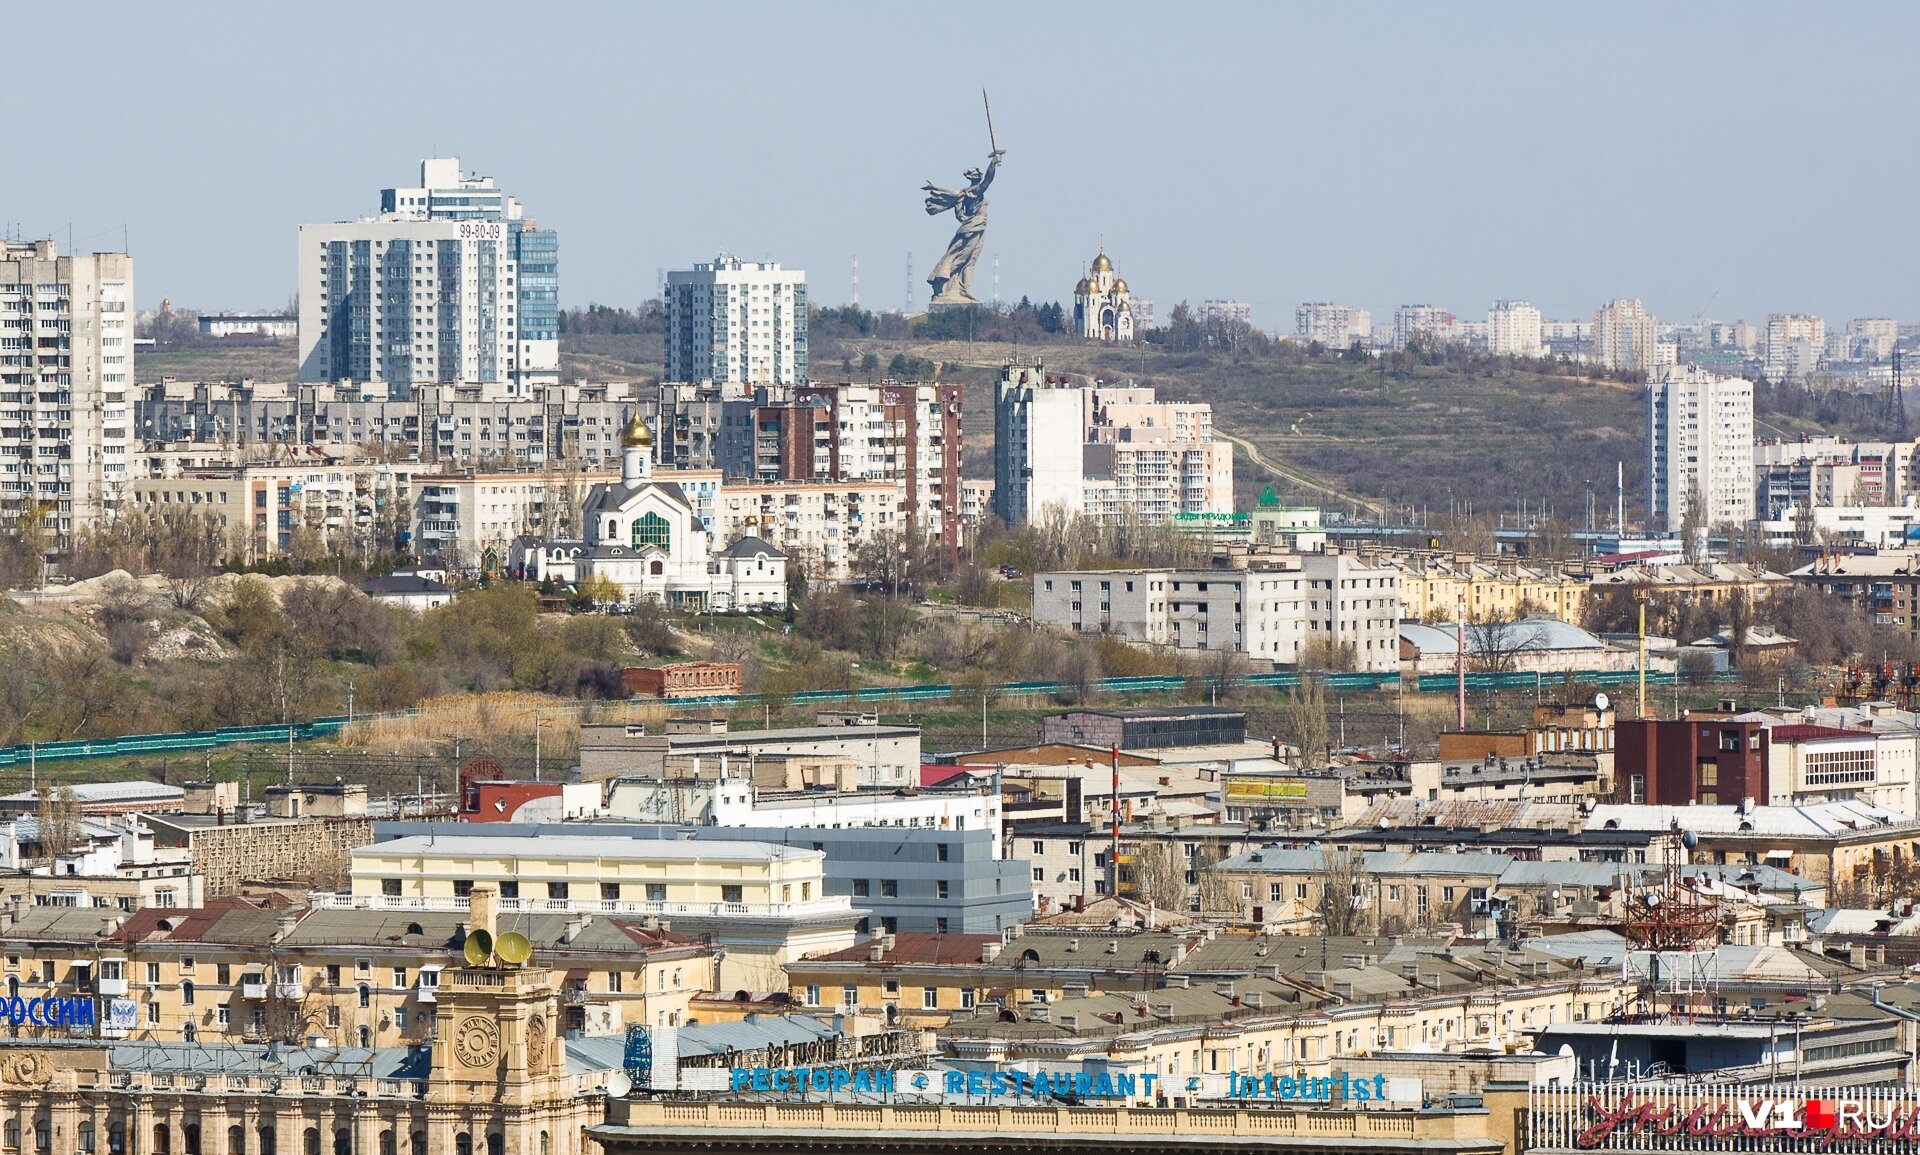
[1592,299,1659,375]
[1844,318,1898,362]
[129,459,429,564]
[0,241,134,538]
[1194,300,1251,327]
[1764,313,1827,381]
[711,478,899,582]
[1392,304,1454,348]
[1299,551,1401,673]
[1487,299,1543,357]
[1295,302,1371,348]
[1648,365,1755,533]
[298,158,559,392]
[993,363,1231,527]
[137,379,645,471]
[666,257,808,385]
[1033,553,1390,670]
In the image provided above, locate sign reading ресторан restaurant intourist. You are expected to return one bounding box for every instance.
[1529,1083,1920,1151]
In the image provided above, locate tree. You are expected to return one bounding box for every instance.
[1465,612,1550,676]
[1279,676,1331,767]
[1680,476,1707,564]
[34,785,81,864]
[1127,841,1188,910]
[1316,847,1374,936]
[576,573,623,609]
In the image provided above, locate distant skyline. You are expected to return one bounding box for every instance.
[8,2,1918,328]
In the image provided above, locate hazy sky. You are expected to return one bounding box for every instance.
[10,3,1917,329]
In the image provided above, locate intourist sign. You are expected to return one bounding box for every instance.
[0,996,94,1026]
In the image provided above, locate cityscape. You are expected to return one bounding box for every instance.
[6,7,1920,1155]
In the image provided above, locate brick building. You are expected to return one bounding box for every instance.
[1615,713,1770,806]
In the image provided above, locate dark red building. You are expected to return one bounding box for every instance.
[1615,713,1770,806]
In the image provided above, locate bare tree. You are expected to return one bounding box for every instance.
[1127,841,1188,910]
[1465,612,1551,676]
[1279,676,1331,767]
[1316,847,1374,936]
[34,785,81,864]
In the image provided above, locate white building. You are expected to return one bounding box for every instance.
[1592,299,1659,375]
[0,241,134,539]
[574,414,787,609]
[197,313,296,339]
[1487,299,1543,357]
[297,157,559,391]
[1844,318,1899,363]
[665,257,808,385]
[992,363,1231,527]
[1032,551,1398,672]
[1072,249,1134,342]
[604,777,1002,846]
[1648,365,1755,533]
[1194,300,1251,327]
[1392,304,1454,349]
[1764,313,1827,381]
[1295,302,1371,348]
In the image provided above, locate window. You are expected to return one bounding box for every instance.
[326,1006,340,1028]
[1032,841,1045,856]
[645,883,667,901]
[452,880,473,898]
[392,968,407,989]
[881,880,899,898]
[936,843,950,862]
[181,981,195,1005]
[720,885,743,903]
[394,1009,407,1029]
[600,882,621,901]
[852,880,870,897]
[935,881,949,899]
[1033,868,1044,882]
[146,963,161,985]
[547,882,569,900]
[147,1003,160,1025]
[381,878,402,897]
[805,985,821,1007]
[842,986,859,1008]
[1416,887,1430,917]
[326,966,341,986]
[960,989,975,1009]
[1698,761,1719,788]
[922,988,938,1009]
[358,984,371,1009]
[1443,887,1456,904]
[632,512,671,551]
[499,882,519,899]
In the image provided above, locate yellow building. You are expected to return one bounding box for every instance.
[0,896,716,1052]
[349,834,859,987]
[1383,552,1588,624]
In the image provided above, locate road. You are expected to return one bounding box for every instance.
[1216,430,1389,517]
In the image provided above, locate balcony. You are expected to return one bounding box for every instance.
[242,975,269,999]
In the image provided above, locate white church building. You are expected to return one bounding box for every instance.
[539,412,787,609]
[1074,249,1135,342]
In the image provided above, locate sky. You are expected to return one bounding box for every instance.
[9,2,1919,329]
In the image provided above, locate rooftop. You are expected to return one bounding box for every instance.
[359,834,823,863]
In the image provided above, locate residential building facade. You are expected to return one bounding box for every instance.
[1763,313,1826,381]
[297,157,558,390]
[1647,365,1754,533]
[1295,302,1371,348]
[0,241,134,538]
[665,257,808,385]
[1486,300,1542,357]
[1591,298,1659,375]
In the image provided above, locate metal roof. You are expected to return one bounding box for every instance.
[360,834,821,863]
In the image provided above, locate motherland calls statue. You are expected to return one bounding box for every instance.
[921,92,1003,308]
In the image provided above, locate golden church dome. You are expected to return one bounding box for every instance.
[619,412,654,448]
[1076,278,1093,294]
[1112,278,1128,293]
[1090,252,1113,273]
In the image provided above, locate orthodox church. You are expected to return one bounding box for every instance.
[565,412,787,609]
[1074,248,1135,342]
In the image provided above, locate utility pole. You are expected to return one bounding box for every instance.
[1109,745,1120,901]
[1636,591,1648,720]
[1455,597,1467,730]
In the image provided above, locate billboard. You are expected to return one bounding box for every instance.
[1223,777,1310,801]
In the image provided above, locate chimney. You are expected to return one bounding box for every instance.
[1402,962,1421,985]
[469,886,499,941]
[869,944,886,963]
[1305,970,1328,989]
[1332,980,1354,1000]
[273,914,299,943]
[981,942,1002,963]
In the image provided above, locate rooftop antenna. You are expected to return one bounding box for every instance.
[992,254,1000,308]
[904,252,914,314]
[851,254,860,309]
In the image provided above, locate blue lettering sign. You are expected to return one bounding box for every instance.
[0,997,92,1028]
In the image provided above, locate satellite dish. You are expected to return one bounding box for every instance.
[1594,692,1611,713]
[1681,828,1699,850]
[463,929,494,967]
[607,1071,632,1097]
[496,931,532,965]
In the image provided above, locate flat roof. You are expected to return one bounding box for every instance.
[359,834,819,863]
